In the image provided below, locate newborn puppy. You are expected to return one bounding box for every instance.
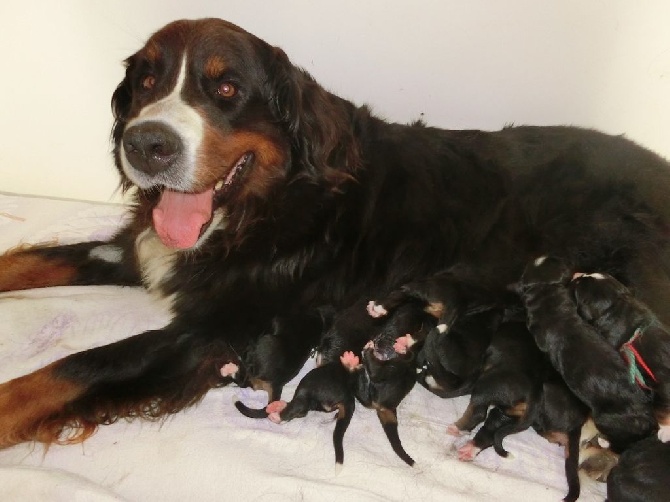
[462,373,588,502]
[267,302,429,466]
[232,309,332,418]
[417,308,501,398]
[607,436,670,502]
[571,271,670,441]
[513,255,656,452]
[451,318,545,455]
[266,350,360,465]
[367,270,501,397]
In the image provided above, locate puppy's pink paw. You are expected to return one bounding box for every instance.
[266,400,287,414]
[446,424,463,437]
[220,362,239,378]
[393,334,415,354]
[340,351,361,370]
[457,441,480,462]
[367,301,387,318]
[268,412,282,424]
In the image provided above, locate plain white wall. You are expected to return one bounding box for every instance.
[1,0,669,203]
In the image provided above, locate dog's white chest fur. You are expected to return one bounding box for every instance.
[135,228,178,297]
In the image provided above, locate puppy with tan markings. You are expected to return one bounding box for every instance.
[571,271,670,442]
[513,255,656,452]
[367,271,501,397]
[459,365,588,502]
[266,302,429,466]
[450,318,544,449]
[227,309,333,418]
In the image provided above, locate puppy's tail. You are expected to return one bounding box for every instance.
[233,397,269,419]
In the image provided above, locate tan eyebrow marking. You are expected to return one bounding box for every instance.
[144,41,161,63]
[204,56,226,79]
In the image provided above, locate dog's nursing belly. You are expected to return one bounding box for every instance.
[0,18,669,451]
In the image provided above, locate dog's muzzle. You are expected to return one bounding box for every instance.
[122,121,183,176]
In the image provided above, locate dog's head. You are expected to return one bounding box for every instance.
[570,272,628,323]
[509,255,573,294]
[112,18,358,249]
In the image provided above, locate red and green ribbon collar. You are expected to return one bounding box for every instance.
[620,326,657,390]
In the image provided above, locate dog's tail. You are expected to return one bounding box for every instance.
[233,397,269,419]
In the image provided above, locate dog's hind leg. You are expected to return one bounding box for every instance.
[0,239,140,292]
[376,407,415,466]
[448,400,489,436]
[0,325,230,448]
[562,427,582,502]
[332,398,354,465]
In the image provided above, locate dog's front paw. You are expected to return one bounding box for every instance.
[393,334,415,354]
[340,351,361,370]
[658,424,670,442]
[446,424,464,437]
[457,441,480,461]
[366,301,387,318]
[266,400,287,423]
[220,362,239,378]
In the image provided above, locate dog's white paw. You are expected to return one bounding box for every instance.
[366,301,387,318]
[658,424,670,442]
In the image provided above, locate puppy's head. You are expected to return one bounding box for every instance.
[509,255,572,294]
[570,272,628,323]
[111,18,358,249]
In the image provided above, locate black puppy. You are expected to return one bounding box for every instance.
[367,270,501,397]
[461,371,588,502]
[451,318,545,453]
[606,436,670,501]
[513,255,656,452]
[571,271,670,442]
[228,309,332,417]
[266,302,431,466]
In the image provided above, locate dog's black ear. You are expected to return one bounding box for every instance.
[111,57,135,144]
[110,56,136,190]
[266,47,360,186]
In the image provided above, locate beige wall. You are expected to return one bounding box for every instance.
[1,0,669,202]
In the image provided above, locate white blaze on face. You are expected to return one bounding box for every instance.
[120,55,204,190]
[533,255,548,266]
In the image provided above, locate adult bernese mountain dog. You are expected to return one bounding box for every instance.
[0,17,669,450]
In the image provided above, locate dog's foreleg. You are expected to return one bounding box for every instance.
[332,398,354,465]
[0,325,229,448]
[0,240,140,292]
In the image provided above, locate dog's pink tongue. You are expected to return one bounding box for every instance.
[153,189,213,249]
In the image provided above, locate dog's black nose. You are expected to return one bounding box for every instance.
[122,122,183,175]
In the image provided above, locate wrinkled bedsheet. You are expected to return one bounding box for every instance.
[0,192,607,501]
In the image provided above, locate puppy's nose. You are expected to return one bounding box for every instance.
[123,122,183,175]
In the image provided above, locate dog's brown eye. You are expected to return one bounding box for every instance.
[142,75,156,90]
[217,82,236,98]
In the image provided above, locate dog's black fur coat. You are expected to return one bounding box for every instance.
[1,19,670,462]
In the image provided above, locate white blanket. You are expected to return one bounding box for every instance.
[0,192,606,501]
